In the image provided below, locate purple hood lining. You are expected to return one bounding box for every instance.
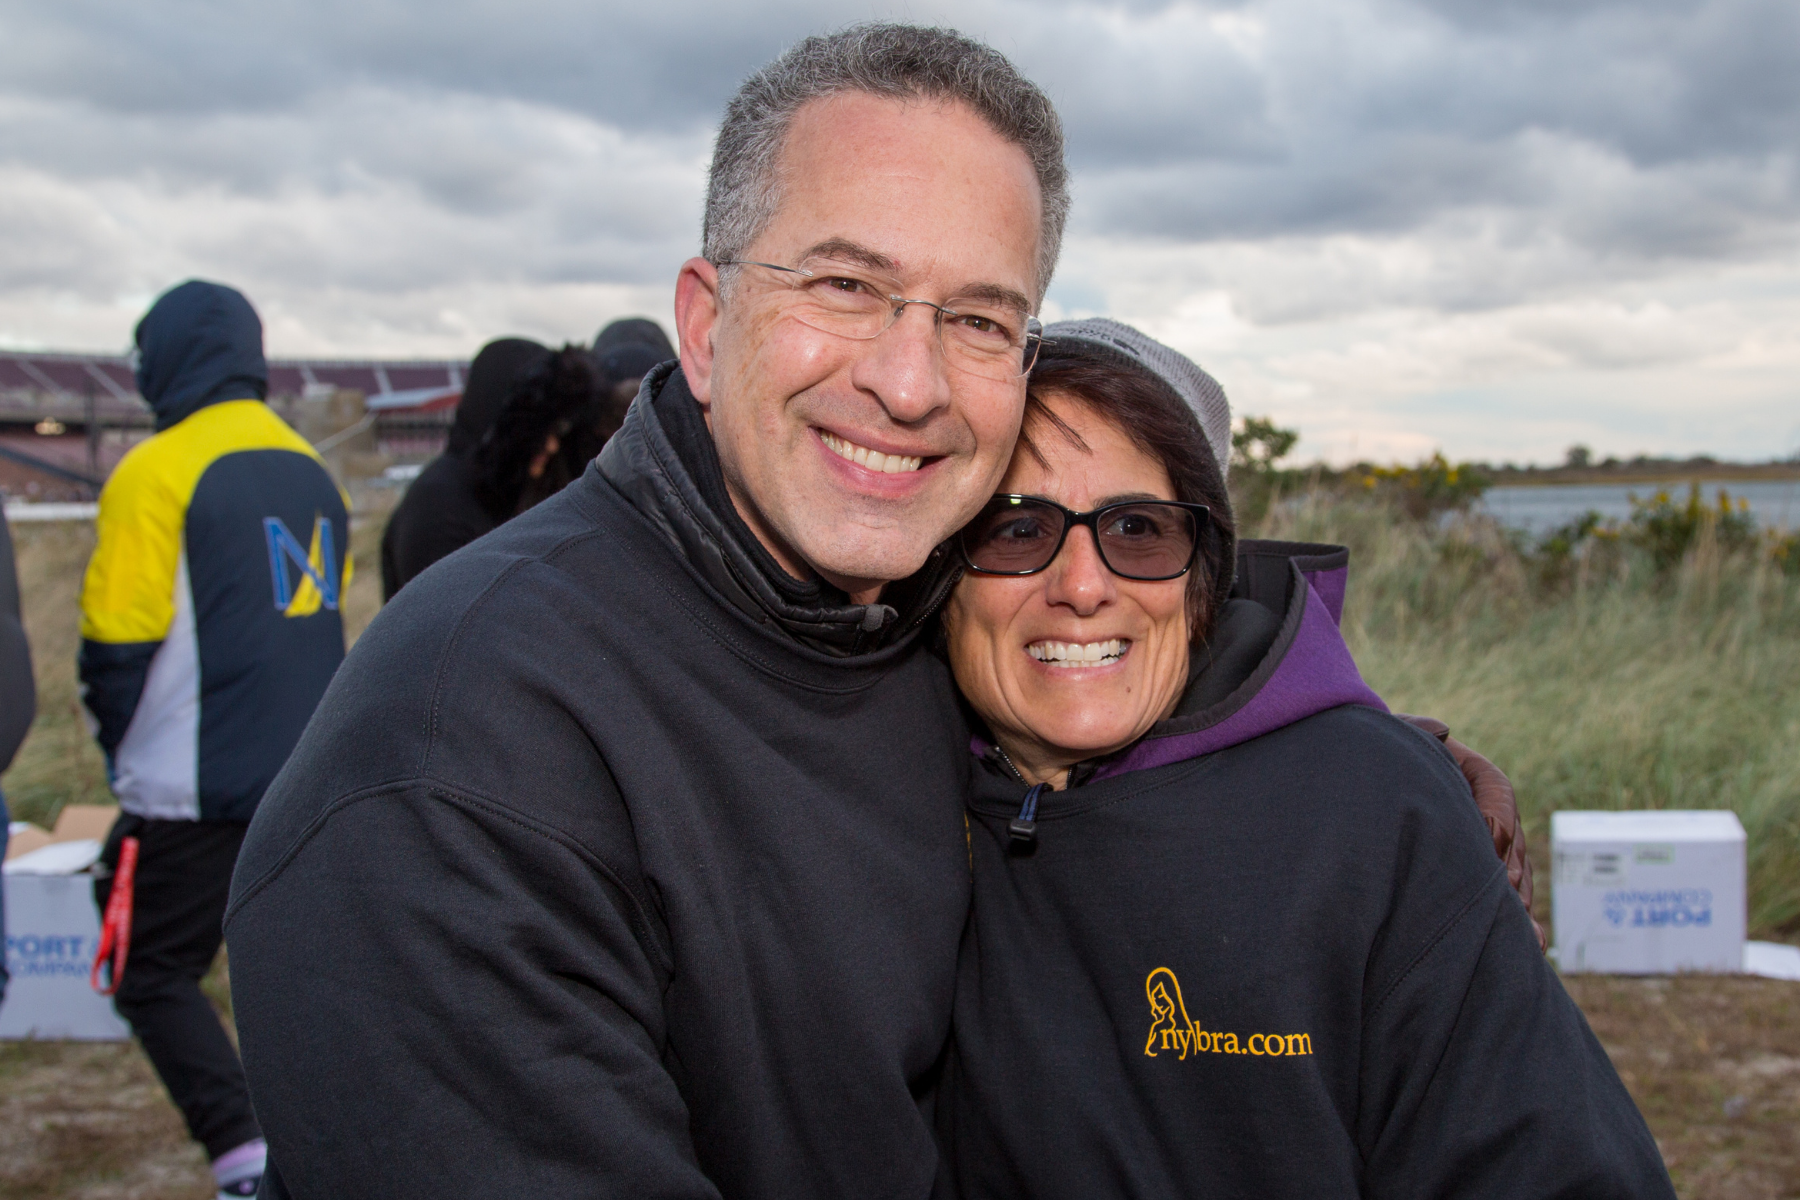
[968,546,1387,783]
[1089,561,1386,781]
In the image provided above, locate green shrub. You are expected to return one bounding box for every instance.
[1228,415,1303,525]
[1626,483,1758,572]
[1356,453,1491,521]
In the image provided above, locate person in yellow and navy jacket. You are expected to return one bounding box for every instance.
[80,280,349,1200]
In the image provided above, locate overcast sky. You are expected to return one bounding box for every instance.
[2,0,1796,463]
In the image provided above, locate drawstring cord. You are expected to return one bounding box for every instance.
[1010,783,1046,850]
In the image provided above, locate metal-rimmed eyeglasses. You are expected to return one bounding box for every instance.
[958,495,1212,581]
[714,256,1043,382]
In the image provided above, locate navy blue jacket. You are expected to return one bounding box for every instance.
[79,281,348,822]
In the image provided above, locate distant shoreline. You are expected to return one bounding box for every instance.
[1483,462,1800,487]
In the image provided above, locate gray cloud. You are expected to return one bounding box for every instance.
[0,0,815,128]
[1054,0,1800,269]
[7,0,1796,258]
[2,0,1798,467]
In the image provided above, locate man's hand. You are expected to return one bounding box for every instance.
[1395,714,1547,952]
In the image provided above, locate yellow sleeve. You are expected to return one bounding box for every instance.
[80,442,185,644]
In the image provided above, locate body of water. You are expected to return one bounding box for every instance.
[1478,480,1800,536]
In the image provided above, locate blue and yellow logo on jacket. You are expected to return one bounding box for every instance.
[1144,967,1313,1060]
[264,513,340,616]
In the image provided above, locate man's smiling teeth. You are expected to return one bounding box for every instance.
[821,431,923,475]
[1029,639,1127,668]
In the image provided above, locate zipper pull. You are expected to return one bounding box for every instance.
[1009,783,1046,850]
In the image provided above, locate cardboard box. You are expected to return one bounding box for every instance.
[1552,810,1746,974]
[1,873,130,1040]
[5,805,118,863]
[2,804,129,1040]
[5,824,54,861]
[50,805,120,845]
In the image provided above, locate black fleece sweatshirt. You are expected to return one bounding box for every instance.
[227,366,969,1198]
[939,550,1674,1199]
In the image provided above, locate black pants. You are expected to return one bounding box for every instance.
[96,813,261,1160]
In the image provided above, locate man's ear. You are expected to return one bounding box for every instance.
[674,257,721,408]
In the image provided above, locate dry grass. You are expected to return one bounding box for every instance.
[0,956,234,1199]
[1568,975,1800,1199]
[0,1039,210,1199]
[3,520,113,828]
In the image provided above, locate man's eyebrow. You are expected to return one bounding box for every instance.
[801,238,1034,316]
[949,282,1034,318]
[801,238,900,275]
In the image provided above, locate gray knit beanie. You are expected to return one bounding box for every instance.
[1036,318,1232,478]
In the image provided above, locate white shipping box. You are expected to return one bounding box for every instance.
[1,873,131,1040]
[1552,810,1746,975]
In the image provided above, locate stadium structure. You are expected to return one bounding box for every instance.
[1,349,468,501]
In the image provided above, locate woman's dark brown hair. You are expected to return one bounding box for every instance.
[471,345,602,519]
[1018,352,1237,643]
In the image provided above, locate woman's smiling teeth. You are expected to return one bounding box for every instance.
[1028,639,1128,668]
[821,431,923,475]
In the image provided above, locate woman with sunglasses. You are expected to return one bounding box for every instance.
[935,320,1672,1198]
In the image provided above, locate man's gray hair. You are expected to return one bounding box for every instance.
[704,24,1069,304]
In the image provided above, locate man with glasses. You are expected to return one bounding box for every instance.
[229,26,1064,1199]
[226,23,1522,1199]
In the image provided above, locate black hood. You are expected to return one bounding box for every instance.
[134,280,268,432]
[447,337,551,456]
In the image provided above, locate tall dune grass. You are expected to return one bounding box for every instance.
[1254,493,1800,938]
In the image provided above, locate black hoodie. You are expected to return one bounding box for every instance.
[228,364,970,1199]
[939,546,1674,1199]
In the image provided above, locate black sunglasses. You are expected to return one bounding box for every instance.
[958,495,1211,581]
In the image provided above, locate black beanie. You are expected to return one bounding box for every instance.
[590,318,674,390]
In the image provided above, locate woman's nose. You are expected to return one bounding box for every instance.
[1044,526,1116,615]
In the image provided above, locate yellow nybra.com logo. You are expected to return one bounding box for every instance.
[1144,967,1313,1060]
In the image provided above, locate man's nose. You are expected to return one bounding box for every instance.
[1044,527,1116,617]
[849,304,953,424]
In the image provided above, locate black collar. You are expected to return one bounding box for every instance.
[597,363,957,657]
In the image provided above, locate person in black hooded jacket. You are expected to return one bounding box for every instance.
[379,337,549,599]
[381,340,615,599]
